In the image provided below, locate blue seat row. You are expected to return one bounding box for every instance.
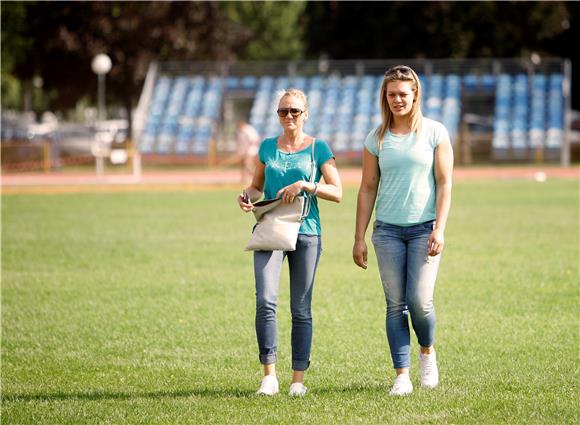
[248,74,463,153]
[493,73,564,149]
[140,76,222,154]
[138,73,565,155]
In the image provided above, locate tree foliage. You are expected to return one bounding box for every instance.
[2,2,253,115]
[220,1,306,60]
[1,2,31,108]
[303,2,578,108]
[303,1,571,59]
[1,1,578,114]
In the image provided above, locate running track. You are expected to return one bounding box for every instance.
[2,166,578,194]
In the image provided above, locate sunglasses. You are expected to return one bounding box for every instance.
[384,65,413,77]
[277,108,304,118]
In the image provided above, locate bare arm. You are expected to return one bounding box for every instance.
[353,148,380,269]
[428,136,454,256]
[238,158,265,212]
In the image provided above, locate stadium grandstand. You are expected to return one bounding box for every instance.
[133,58,573,166]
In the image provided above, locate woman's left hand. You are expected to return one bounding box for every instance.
[427,228,445,256]
[276,181,304,203]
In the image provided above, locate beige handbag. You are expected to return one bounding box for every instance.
[245,142,316,252]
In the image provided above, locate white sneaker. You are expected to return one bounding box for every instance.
[389,374,413,396]
[256,375,279,396]
[289,382,308,396]
[419,351,439,388]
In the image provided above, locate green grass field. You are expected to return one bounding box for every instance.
[2,180,578,424]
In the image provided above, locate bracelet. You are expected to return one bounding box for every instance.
[312,182,318,195]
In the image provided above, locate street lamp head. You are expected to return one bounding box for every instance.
[92,54,112,75]
[33,75,44,89]
[92,53,111,123]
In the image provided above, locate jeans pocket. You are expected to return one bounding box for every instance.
[372,221,392,246]
[371,230,380,247]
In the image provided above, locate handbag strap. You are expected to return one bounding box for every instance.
[309,140,316,184]
[300,140,316,220]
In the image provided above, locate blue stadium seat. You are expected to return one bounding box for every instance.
[241,76,258,90]
[493,74,512,149]
[511,74,528,149]
[546,74,564,148]
[226,76,239,90]
[441,74,461,142]
[424,74,444,122]
[290,76,309,92]
[463,74,478,90]
[529,74,546,147]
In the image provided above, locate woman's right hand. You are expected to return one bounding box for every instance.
[238,191,253,212]
[353,239,368,269]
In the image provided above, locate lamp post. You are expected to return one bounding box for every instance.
[91,54,112,176]
[91,54,112,121]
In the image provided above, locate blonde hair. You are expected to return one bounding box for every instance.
[375,65,423,149]
[278,88,309,111]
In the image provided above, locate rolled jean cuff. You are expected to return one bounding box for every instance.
[393,362,410,369]
[292,359,310,371]
[259,353,277,365]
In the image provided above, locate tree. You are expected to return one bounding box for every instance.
[3,1,253,132]
[2,1,310,130]
[3,0,578,118]
[303,1,570,60]
[303,1,578,108]
[220,1,307,60]
[1,2,31,109]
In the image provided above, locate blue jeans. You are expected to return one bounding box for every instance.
[254,234,322,371]
[371,220,441,369]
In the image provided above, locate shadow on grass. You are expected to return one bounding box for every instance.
[2,383,387,403]
[312,383,387,395]
[1,388,256,402]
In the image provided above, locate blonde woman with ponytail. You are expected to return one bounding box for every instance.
[353,65,453,396]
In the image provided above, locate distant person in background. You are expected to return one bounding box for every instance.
[238,88,342,396]
[353,65,453,396]
[222,120,260,183]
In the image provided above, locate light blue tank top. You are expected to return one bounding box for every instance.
[258,137,334,235]
[364,118,449,226]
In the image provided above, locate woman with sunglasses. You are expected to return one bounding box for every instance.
[238,88,342,396]
[353,65,453,396]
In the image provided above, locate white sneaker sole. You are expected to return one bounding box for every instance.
[420,381,438,389]
[256,390,279,396]
[390,390,413,396]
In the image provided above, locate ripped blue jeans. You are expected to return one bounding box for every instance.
[372,220,441,369]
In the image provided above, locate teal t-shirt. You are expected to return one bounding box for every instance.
[364,118,449,226]
[258,137,334,236]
